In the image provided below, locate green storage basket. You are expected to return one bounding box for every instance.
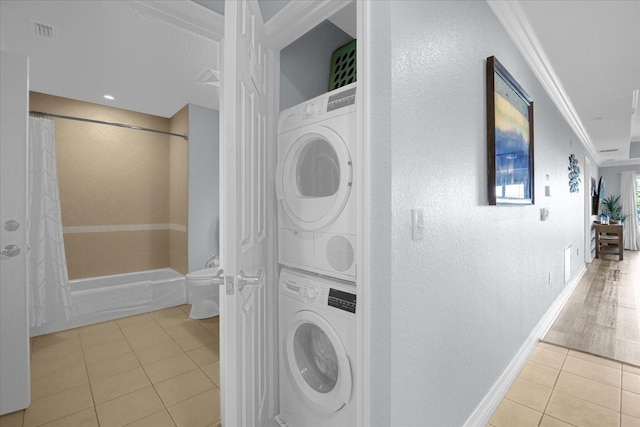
[329,39,357,91]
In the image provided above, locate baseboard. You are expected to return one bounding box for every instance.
[463,265,586,426]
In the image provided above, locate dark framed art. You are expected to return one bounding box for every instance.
[486,56,535,205]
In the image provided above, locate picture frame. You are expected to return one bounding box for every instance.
[486,56,535,205]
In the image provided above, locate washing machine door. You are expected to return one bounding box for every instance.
[276,125,352,230]
[285,310,352,414]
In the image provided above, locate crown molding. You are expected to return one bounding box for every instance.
[132,0,224,42]
[265,0,352,50]
[599,158,640,167]
[486,0,603,167]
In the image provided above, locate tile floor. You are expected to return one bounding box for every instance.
[489,341,640,427]
[0,305,221,427]
[3,306,640,427]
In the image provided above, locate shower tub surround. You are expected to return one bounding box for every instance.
[30,268,186,336]
[29,92,189,279]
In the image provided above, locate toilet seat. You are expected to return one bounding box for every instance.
[186,267,220,281]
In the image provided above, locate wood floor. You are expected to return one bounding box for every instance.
[543,249,640,367]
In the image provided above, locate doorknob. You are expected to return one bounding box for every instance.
[1,244,21,257]
[237,269,263,292]
[216,269,237,296]
[4,220,20,231]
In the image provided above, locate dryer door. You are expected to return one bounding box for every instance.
[276,126,352,230]
[285,310,352,414]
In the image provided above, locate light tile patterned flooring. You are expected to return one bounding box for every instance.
[3,306,640,427]
[0,305,221,427]
[489,341,640,427]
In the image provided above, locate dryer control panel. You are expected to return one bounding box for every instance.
[278,82,357,133]
[327,86,356,112]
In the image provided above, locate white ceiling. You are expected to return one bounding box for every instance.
[515,0,640,165]
[1,0,638,165]
[0,0,222,117]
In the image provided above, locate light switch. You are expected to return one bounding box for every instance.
[412,208,423,240]
[540,207,550,221]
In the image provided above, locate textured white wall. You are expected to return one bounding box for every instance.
[188,105,220,272]
[368,1,596,425]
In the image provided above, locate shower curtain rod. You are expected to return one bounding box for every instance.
[29,111,189,141]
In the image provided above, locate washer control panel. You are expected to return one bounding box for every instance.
[280,268,357,314]
[328,288,357,313]
[283,277,328,304]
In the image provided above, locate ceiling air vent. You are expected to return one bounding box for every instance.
[599,148,619,153]
[32,21,58,41]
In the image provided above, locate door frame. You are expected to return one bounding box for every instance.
[0,50,31,415]
[583,155,592,263]
[264,1,371,425]
[355,2,371,425]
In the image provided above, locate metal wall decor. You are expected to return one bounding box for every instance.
[568,153,581,193]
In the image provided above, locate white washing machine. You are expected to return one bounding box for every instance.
[276,83,357,281]
[277,268,356,427]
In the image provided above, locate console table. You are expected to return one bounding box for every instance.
[595,224,623,260]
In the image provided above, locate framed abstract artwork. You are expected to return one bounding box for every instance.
[486,56,535,205]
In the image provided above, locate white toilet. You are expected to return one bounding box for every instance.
[186,267,222,319]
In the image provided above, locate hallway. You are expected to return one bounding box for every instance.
[489,250,640,426]
[544,250,640,366]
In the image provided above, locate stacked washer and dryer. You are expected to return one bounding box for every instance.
[276,83,357,427]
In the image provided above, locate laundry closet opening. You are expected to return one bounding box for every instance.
[275,6,359,427]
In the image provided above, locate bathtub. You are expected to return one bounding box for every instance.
[30,268,186,336]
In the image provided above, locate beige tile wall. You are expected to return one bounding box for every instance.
[64,230,170,279]
[169,229,188,276]
[30,93,188,279]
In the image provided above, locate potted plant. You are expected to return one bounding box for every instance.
[600,195,627,224]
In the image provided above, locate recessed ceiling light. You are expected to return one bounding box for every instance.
[103,94,115,100]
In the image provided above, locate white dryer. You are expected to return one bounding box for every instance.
[277,268,356,427]
[276,83,357,281]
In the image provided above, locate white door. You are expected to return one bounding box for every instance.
[220,1,275,425]
[0,51,30,415]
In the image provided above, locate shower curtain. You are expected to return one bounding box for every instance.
[620,171,640,251]
[28,117,75,327]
